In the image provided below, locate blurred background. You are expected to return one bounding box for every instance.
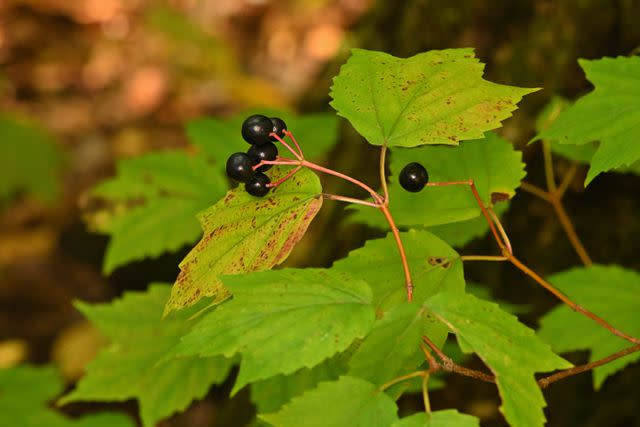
[1,0,639,426]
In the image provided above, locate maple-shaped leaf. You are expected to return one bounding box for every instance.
[84,150,227,273]
[164,166,322,314]
[171,269,375,393]
[0,114,63,204]
[59,284,232,427]
[0,365,134,427]
[251,353,349,414]
[260,376,399,427]
[350,133,525,229]
[538,265,640,388]
[188,109,338,161]
[426,292,572,427]
[330,48,537,148]
[392,410,480,427]
[534,56,640,184]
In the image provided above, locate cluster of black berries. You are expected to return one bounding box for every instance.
[225,114,287,197]
[399,162,429,192]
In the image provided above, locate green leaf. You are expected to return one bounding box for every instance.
[85,150,227,273]
[348,303,429,389]
[350,133,525,228]
[536,96,640,176]
[173,269,375,393]
[59,284,232,427]
[392,410,480,427]
[251,353,349,414]
[534,56,640,184]
[330,48,536,148]
[333,230,465,312]
[0,114,63,204]
[188,109,338,161]
[464,281,529,315]
[537,265,640,388]
[165,166,322,314]
[260,376,399,427]
[0,365,133,427]
[426,292,572,427]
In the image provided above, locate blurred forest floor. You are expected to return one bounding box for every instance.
[1,0,640,426]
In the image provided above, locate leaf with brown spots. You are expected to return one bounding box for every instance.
[330,48,537,148]
[164,166,322,315]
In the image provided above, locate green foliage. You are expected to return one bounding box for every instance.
[164,166,322,314]
[330,48,536,148]
[351,133,525,228]
[260,376,399,427]
[251,353,349,414]
[188,109,338,161]
[0,114,63,204]
[0,365,133,427]
[392,410,480,427]
[534,56,640,184]
[59,284,232,427]
[172,269,375,393]
[538,265,640,388]
[426,292,572,427]
[86,151,227,273]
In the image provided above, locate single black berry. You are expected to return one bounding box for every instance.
[269,117,287,141]
[241,114,273,145]
[226,152,254,182]
[245,172,271,197]
[399,162,429,192]
[247,141,278,172]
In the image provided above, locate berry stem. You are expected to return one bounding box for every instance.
[284,130,305,159]
[267,165,302,188]
[270,133,303,161]
[301,160,384,204]
[379,203,414,301]
[252,158,300,171]
[323,193,379,207]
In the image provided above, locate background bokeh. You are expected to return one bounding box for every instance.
[1,0,639,426]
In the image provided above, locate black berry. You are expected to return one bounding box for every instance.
[245,172,271,197]
[269,117,287,141]
[241,114,273,145]
[399,162,429,192]
[247,142,278,172]
[226,152,254,182]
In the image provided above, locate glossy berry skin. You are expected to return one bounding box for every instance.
[399,162,429,192]
[269,117,287,141]
[247,142,278,172]
[242,114,273,145]
[245,172,271,197]
[226,152,254,182]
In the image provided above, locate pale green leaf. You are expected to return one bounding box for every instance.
[348,303,429,389]
[85,150,227,273]
[392,410,480,427]
[188,109,338,161]
[172,269,375,393]
[0,114,63,204]
[535,56,640,184]
[426,292,572,427]
[251,353,349,414]
[59,284,232,427]
[165,166,322,314]
[538,265,640,388]
[330,48,536,148]
[0,365,133,427]
[260,376,398,427]
[350,133,525,228]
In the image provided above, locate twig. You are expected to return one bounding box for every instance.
[549,196,593,266]
[422,372,431,413]
[539,343,640,389]
[488,207,512,255]
[460,255,508,262]
[422,336,495,384]
[556,164,578,199]
[322,193,379,208]
[520,182,551,202]
[379,203,414,301]
[379,145,389,203]
[378,370,427,392]
[508,254,639,344]
[542,141,557,193]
